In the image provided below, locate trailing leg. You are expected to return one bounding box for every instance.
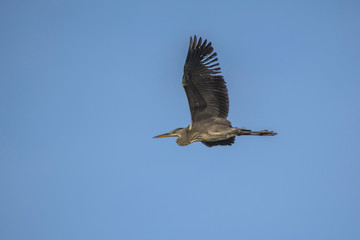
[234,128,277,136]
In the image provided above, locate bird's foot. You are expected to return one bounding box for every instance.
[255,130,277,136]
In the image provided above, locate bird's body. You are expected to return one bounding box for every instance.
[175,117,234,146]
[154,36,276,147]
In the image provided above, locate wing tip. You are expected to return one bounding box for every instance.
[186,35,222,74]
[190,35,212,50]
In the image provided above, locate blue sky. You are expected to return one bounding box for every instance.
[1,0,360,239]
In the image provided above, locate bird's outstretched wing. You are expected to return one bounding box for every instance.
[182,36,230,123]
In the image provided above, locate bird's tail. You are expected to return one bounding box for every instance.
[234,128,277,136]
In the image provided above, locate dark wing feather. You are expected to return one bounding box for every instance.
[182,36,229,123]
[202,137,235,147]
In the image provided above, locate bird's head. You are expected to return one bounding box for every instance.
[154,128,195,146]
[153,128,184,139]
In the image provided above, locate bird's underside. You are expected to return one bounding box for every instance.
[201,128,276,147]
[153,35,277,147]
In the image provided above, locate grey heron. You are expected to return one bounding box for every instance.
[154,36,276,147]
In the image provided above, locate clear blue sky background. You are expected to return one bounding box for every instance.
[1,0,360,239]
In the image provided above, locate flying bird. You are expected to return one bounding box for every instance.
[154,36,277,147]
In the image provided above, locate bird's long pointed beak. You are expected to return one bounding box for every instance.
[153,132,174,138]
